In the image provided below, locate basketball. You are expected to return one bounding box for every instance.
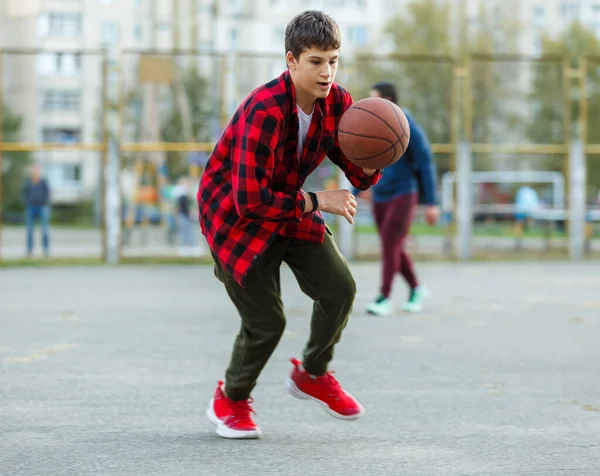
[338,97,410,169]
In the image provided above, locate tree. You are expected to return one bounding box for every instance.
[468,2,523,146]
[1,104,32,215]
[527,21,600,190]
[343,0,521,174]
[345,0,453,145]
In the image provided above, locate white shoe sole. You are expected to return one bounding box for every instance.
[206,398,262,439]
[366,306,392,316]
[403,287,429,313]
[285,378,365,421]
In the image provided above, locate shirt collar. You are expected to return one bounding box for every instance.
[282,70,328,118]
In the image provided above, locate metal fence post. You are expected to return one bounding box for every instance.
[456,141,473,260]
[337,173,354,261]
[568,140,586,260]
[105,137,121,264]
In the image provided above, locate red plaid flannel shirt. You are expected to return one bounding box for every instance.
[197,70,382,287]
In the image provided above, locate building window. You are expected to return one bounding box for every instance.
[101,21,120,45]
[348,26,368,47]
[560,2,580,20]
[230,27,239,50]
[46,163,83,190]
[40,90,81,112]
[38,12,82,38]
[134,24,143,43]
[532,5,545,26]
[62,163,82,182]
[41,128,81,144]
[37,53,82,76]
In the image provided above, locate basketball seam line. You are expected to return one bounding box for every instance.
[338,129,399,161]
[337,129,395,146]
[349,105,406,147]
[385,101,409,155]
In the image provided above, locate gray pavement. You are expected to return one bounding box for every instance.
[1,261,600,475]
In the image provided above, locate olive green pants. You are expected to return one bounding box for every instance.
[213,230,356,401]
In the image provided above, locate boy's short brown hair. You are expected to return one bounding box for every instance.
[285,10,341,58]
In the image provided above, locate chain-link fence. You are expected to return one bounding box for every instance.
[1,50,599,262]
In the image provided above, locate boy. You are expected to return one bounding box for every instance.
[197,10,381,439]
[356,82,439,316]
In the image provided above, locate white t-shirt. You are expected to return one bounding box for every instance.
[297,105,314,159]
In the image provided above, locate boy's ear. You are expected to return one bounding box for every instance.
[286,51,298,70]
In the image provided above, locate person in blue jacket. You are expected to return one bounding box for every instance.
[354,81,440,315]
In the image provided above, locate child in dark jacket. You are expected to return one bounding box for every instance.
[354,81,440,315]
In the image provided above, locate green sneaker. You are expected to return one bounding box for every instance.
[403,286,428,313]
[366,294,392,316]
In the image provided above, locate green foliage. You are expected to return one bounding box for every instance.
[1,104,32,213]
[528,22,600,183]
[345,0,453,146]
[345,0,521,174]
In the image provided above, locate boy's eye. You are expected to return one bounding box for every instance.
[311,61,320,65]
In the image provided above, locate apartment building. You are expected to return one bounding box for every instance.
[1,0,597,202]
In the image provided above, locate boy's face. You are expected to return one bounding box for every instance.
[287,47,339,102]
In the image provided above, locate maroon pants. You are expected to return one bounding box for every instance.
[372,192,419,298]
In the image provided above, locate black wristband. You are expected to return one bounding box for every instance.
[308,192,319,211]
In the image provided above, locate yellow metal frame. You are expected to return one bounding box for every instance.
[2,50,598,261]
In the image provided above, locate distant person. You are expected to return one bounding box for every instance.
[353,81,439,315]
[172,176,202,256]
[513,184,540,248]
[22,164,51,257]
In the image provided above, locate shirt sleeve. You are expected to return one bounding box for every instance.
[327,90,382,191]
[406,115,437,205]
[231,107,306,222]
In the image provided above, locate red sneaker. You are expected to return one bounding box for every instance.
[206,381,261,439]
[285,358,365,420]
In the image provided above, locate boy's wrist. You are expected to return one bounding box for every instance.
[307,192,319,211]
[301,191,314,213]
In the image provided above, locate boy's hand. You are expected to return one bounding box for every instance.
[362,168,377,177]
[424,205,440,226]
[315,189,357,224]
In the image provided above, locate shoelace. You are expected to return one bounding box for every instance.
[291,358,343,400]
[320,371,343,400]
[228,398,256,424]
